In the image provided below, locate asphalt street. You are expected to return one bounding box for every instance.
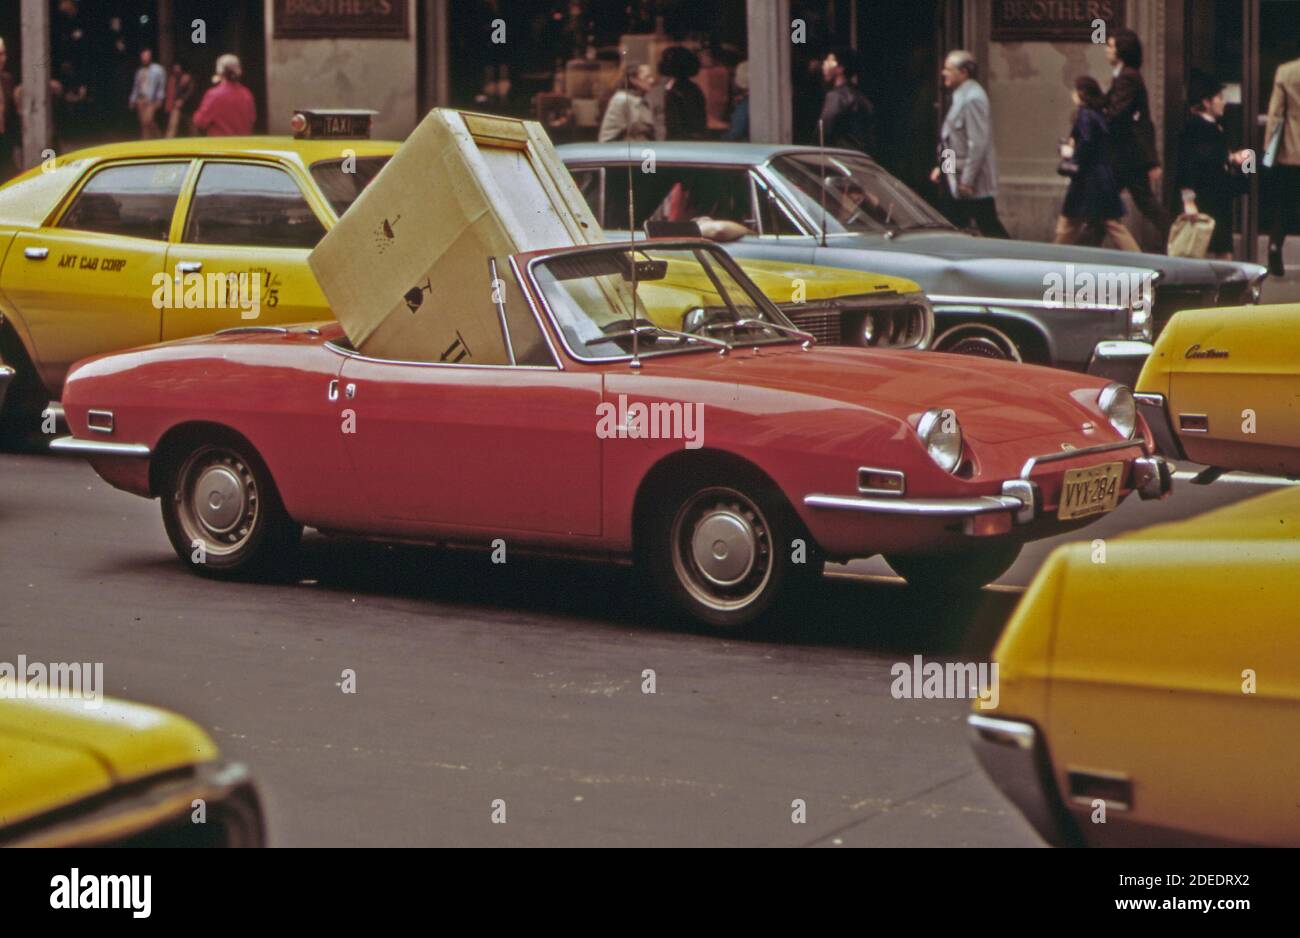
[0,450,1285,846]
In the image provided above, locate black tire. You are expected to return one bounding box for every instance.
[0,326,51,449]
[160,439,302,579]
[885,543,1022,593]
[641,468,821,632]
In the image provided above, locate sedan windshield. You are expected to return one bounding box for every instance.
[310,156,391,216]
[770,153,952,235]
[533,245,800,360]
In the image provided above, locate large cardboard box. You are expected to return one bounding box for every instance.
[309,109,603,365]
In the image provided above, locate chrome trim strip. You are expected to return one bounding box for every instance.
[1020,438,1145,480]
[49,436,151,458]
[968,713,1036,750]
[803,492,1023,517]
[215,325,290,336]
[857,466,906,497]
[1133,391,1164,407]
[929,294,1131,314]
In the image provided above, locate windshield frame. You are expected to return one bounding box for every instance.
[760,151,954,238]
[525,240,805,365]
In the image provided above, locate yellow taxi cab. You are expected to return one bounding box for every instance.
[969,486,1300,846]
[0,686,264,846]
[1135,302,1300,479]
[0,109,930,438]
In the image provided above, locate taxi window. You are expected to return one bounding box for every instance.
[58,162,187,240]
[309,157,390,215]
[184,162,326,249]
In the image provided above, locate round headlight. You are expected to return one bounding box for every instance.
[1098,383,1137,438]
[860,312,877,346]
[916,407,963,474]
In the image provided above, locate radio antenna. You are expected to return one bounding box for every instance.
[624,50,640,369]
[818,118,829,248]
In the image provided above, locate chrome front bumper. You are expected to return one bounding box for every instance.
[804,440,1173,526]
[0,365,14,412]
[967,714,1078,847]
[50,436,152,458]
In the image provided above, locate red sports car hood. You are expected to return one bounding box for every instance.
[633,345,1112,444]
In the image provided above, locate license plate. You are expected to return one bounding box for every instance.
[1058,461,1124,520]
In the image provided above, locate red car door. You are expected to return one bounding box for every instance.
[335,358,603,538]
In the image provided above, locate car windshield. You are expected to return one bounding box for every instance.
[532,244,799,360]
[770,153,952,235]
[310,156,391,215]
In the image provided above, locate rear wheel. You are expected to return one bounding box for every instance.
[885,543,1022,594]
[160,439,301,578]
[642,471,822,632]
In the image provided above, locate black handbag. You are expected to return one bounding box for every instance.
[1057,158,1080,178]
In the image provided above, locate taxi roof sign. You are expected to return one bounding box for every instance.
[291,108,377,140]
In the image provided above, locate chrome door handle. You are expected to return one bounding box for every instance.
[176,261,203,274]
[24,247,49,260]
[327,380,356,402]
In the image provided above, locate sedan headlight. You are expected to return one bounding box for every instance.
[916,407,963,473]
[1098,383,1137,438]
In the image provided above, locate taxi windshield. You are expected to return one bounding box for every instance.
[532,244,799,360]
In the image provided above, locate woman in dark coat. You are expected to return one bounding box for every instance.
[1175,70,1251,258]
[658,46,707,141]
[1054,76,1141,250]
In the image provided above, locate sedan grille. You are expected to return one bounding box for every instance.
[781,295,933,349]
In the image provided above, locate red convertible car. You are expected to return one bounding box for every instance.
[53,240,1172,631]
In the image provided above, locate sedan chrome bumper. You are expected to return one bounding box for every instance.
[805,442,1172,525]
[50,436,152,458]
[967,714,1078,847]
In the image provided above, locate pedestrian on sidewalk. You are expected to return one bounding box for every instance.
[1175,70,1251,259]
[1054,76,1141,251]
[129,48,166,139]
[1104,29,1169,250]
[598,63,656,143]
[930,50,1010,238]
[1264,45,1300,276]
[819,47,875,154]
[193,54,256,137]
[164,62,197,138]
[0,37,18,183]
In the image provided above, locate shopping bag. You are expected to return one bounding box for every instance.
[1167,213,1215,258]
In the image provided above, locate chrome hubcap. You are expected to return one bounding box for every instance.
[194,465,246,534]
[176,449,260,556]
[671,487,773,613]
[691,509,756,586]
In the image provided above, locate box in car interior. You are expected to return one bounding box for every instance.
[308,108,603,365]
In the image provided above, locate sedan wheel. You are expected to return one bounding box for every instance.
[162,441,301,577]
[934,325,1022,362]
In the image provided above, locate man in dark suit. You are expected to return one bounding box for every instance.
[1105,29,1169,250]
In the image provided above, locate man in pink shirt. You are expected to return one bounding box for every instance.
[193,54,255,136]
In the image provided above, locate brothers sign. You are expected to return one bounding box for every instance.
[992,0,1126,42]
[273,0,409,40]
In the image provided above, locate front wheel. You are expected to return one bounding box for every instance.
[643,475,821,632]
[161,440,302,578]
[885,542,1022,594]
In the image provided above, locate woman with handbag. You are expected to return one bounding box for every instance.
[1174,70,1251,259]
[1054,76,1141,250]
